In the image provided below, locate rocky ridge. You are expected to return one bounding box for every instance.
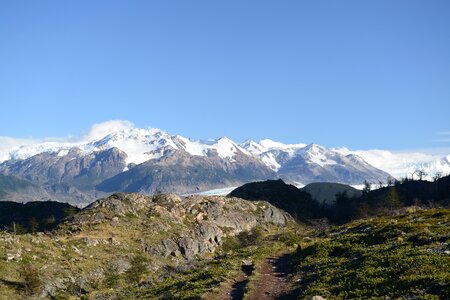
[0,192,289,298]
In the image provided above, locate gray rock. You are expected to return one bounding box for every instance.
[263,206,285,225]
[41,277,66,298]
[146,239,179,257]
[214,212,257,234]
[178,237,201,259]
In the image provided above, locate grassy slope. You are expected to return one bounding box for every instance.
[292,208,450,299]
[121,225,299,299]
[0,194,294,299]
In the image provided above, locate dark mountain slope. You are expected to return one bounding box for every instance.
[229,179,321,220]
[302,182,362,205]
[0,200,79,232]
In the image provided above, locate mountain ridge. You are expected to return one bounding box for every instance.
[0,121,447,205]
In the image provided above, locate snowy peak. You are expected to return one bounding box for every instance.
[240,139,267,155]
[258,139,307,151]
[296,143,338,167]
[85,127,179,165]
[210,136,246,159]
[2,120,448,184]
[174,136,246,160]
[1,123,257,167]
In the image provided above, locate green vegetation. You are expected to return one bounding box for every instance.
[0,180,449,299]
[0,200,79,232]
[19,259,42,297]
[123,225,296,299]
[292,208,450,299]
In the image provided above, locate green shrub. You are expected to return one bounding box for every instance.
[18,261,42,296]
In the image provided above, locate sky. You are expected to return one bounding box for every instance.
[1,0,449,151]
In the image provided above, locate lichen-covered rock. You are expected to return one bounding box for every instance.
[178,237,201,259]
[146,239,179,258]
[214,212,258,234]
[264,206,286,225]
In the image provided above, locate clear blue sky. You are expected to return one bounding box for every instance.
[1,0,449,150]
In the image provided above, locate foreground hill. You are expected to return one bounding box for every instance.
[0,192,289,299]
[292,208,450,299]
[0,189,448,299]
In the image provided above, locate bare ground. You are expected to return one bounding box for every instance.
[215,251,300,300]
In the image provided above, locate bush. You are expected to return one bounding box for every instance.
[237,226,264,247]
[18,261,41,296]
[125,255,147,284]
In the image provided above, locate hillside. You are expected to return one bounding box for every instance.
[0,187,448,299]
[0,201,78,232]
[0,174,37,199]
[301,182,362,205]
[229,179,321,221]
[291,208,450,299]
[0,192,290,299]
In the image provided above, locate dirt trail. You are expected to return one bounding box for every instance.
[217,262,254,300]
[215,251,300,300]
[246,252,300,300]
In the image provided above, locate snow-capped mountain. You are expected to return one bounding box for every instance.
[1,120,447,205]
[240,141,389,184]
[1,124,387,186]
[2,124,246,166]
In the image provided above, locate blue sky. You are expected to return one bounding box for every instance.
[1,0,449,150]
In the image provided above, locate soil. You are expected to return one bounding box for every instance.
[246,252,300,300]
[216,251,301,300]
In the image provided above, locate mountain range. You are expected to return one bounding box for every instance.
[0,121,448,205]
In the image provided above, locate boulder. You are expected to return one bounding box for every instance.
[263,206,285,225]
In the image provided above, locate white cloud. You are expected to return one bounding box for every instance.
[433,138,450,143]
[0,120,137,163]
[0,136,41,162]
[437,131,450,135]
[80,120,135,141]
[332,148,450,180]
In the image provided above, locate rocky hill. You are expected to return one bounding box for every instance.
[0,192,289,299]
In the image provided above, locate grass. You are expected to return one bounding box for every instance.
[121,225,300,299]
[291,208,450,299]
[0,191,448,299]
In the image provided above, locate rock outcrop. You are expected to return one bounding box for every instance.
[66,193,287,260]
